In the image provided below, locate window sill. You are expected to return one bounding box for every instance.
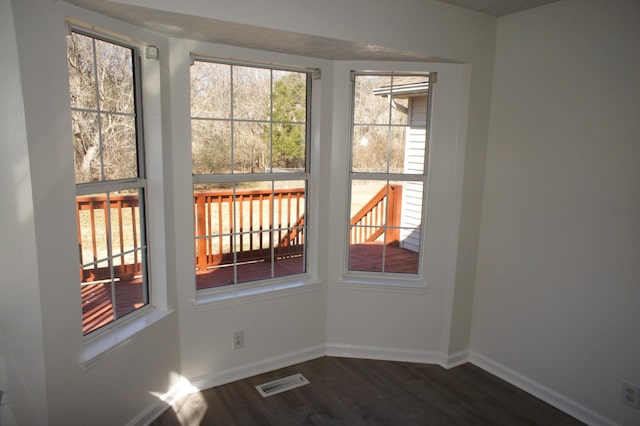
[193,277,322,309]
[81,306,175,370]
[340,275,428,294]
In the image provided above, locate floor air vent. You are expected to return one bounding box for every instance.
[256,373,310,397]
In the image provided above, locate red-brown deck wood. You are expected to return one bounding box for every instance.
[81,278,144,334]
[81,243,419,334]
[348,242,420,274]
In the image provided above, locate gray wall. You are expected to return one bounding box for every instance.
[472,0,640,424]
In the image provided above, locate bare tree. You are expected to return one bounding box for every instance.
[67,32,137,184]
[352,75,408,173]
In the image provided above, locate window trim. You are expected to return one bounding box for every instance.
[190,55,315,292]
[344,70,436,282]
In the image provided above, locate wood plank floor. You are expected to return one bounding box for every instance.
[151,357,583,425]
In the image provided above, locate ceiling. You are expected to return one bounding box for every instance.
[435,0,562,16]
[64,0,563,62]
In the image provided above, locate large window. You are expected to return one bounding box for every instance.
[347,72,433,275]
[67,30,149,334]
[190,58,310,290]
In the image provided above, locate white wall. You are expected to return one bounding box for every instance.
[0,0,48,424]
[2,1,182,424]
[472,0,640,424]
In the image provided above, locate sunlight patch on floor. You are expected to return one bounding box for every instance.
[151,374,207,425]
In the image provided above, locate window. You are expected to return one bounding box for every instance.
[347,72,433,275]
[190,58,310,290]
[67,30,149,335]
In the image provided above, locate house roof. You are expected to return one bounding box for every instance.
[373,76,430,98]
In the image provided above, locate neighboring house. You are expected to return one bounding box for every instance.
[374,76,430,253]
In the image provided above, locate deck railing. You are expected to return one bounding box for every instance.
[193,188,306,272]
[76,194,143,283]
[76,184,401,281]
[350,184,402,245]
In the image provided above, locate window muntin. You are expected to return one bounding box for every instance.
[348,73,432,276]
[67,30,149,335]
[191,59,310,290]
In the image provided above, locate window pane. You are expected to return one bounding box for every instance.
[274,241,305,277]
[191,61,231,119]
[386,226,420,274]
[352,125,389,173]
[236,231,274,284]
[349,180,401,246]
[67,33,97,110]
[388,126,407,174]
[233,121,267,173]
[77,190,147,334]
[272,123,306,170]
[192,119,232,174]
[349,180,389,221]
[272,71,307,123]
[403,126,427,175]
[101,113,137,180]
[95,39,134,114]
[233,66,270,121]
[353,75,392,125]
[349,242,383,272]
[233,181,274,245]
[72,110,100,183]
[391,97,409,125]
[273,179,306,238]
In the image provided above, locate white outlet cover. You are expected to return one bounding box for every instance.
[232,331,244,350]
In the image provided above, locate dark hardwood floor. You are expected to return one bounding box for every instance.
[151,356,583,425]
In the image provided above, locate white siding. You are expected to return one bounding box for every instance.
[399,96,428,252]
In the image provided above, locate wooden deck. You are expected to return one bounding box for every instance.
[81,278,144,334]
[81,243,419,334]
[348,242,419,274]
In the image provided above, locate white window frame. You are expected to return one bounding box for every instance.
[190,56,313,293]
[67,26,151,337]
[345,70,435,281]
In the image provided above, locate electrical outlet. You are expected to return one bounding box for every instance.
[621,381,640,409]
[232,331,244,350]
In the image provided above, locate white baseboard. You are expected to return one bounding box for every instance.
[441,349,469,369]
[468,351,615,426]
[326,343,447,366]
